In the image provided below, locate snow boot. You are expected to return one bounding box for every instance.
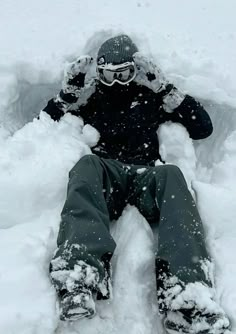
[60,288,96,321]
[164,308,230,334]
[161,281,231,334]
[50,259,101,321]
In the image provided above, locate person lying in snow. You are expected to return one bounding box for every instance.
[43,34,230,333]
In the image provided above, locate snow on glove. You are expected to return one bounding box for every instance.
[62,55,94,94]
[133,52,185,113]
[162,85,186,113]
[133,52,166,93]
[54,55,94,112]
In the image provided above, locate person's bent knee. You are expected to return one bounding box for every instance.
[154,164,185,179]
[77,154,101,166]
[69,154,101,176]
[162,164,183,174]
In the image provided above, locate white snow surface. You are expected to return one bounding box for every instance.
[1,0,236,333]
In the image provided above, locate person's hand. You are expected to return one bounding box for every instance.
[62,55,94,93]
[133,52,158,80]
[133,52,165,92]
[134,52,185,112]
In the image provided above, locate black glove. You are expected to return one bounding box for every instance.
[62,55,94,94]
[54,55,94,111]
[133,52,185,113]
[133,52,165,92]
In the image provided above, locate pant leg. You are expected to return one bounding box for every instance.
[50,155,130,296]
[130,164,212,310]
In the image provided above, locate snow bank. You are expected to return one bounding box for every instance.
[0,113,90,229]
[0,222,57,334]
[1,0,236,334]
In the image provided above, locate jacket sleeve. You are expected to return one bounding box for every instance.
[43,89,79,121]
[133,54,213,140]
[160,84,213,140]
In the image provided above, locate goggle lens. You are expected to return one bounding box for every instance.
[97,62,136,86]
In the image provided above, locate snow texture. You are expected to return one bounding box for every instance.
[50,260,100,293]
[0,1,236,334]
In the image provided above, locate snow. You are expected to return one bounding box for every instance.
[158,123,197,188]
[1,0,236,333]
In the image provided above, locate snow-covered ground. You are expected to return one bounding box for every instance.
[1,1,236,333]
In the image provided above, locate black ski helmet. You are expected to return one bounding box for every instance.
[97,35,139,66]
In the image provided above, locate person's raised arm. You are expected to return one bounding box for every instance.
[162,91,213,140]
[43,56,93,121]
[134,52,213,140]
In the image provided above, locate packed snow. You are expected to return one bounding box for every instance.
[0,0,236,333]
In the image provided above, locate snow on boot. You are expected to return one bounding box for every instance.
[164,308,230,334]
[60,288,96,321]
[50,259,101,321]
[162,281,230,334]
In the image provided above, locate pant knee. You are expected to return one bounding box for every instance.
[154,164,184,179]
[69,154,101,178]
[78,154,100,165]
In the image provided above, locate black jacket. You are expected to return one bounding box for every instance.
[43,80,213,165]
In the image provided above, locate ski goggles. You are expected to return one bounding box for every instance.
[97,62,137,86]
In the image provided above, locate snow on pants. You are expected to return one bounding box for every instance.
[50,154,212,309]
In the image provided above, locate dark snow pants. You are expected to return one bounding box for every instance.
[50,155,212,311]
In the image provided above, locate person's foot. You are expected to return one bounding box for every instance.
[159,280,231,334]
[164,301,230,334]
[60,288,96,321]
[50,257,112,320]
[164,306,230,334]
